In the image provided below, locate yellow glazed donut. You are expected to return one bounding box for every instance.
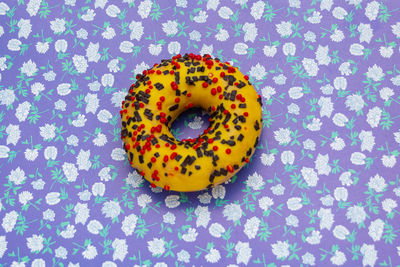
[120,53,262,192]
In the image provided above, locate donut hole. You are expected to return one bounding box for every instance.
[170,107,210,141]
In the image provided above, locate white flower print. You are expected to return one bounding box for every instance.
[366,64,384,82]
[368,219,384,242]
[193,10,208,23]
[72,55,88,73]
[358,23,373,43]
[162,20,178,36]
[147,238,165,256]
[6,124,21,145]
[276,21,292,37]
[205,248,220,263]
[26,234,44,253]
[346,205,366,224]
[243,217,260,239]
[330,250,346,265]
[345,94,364,112]
[271,240,289,260]
[274,128,291,145]
[302,58,319,77]
[50,18,66,34]
[382,198,397,213]
[102,200,121,219]
[250,1,265,20]
[20,59,37,77]
[177,249,190,263]
[333,225,349,240]
[2,211,18,233]
[246,172,264,190]
[301,167,319,187]
[260,153,275,166]
[223,203,242,222]
[137,0,152,18]
[366,107,382,128]
[360,244,377,267]
[392,22,400,38]
[82,244,97,260]
[365,1,380,21]
[243,23,257,42]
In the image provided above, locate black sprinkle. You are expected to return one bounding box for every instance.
[237,81,246,88]
[239,103,247,108]
[246,148,252,157]
[222,113,231,125]
[139,155,144,163]
[169,104,179,111]
[220,168,228,176]
[134,111,142,122]
[196,148,203,158]
[234,125,241,130]
[175,154,182,161]
[254,120,260,131]
[154,83,164,90]
[180,167,187,174]
[230,90,237,101]
[238,134,244,141]
[195,165,201,170]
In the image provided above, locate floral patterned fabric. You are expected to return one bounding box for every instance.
[1,0,400,266]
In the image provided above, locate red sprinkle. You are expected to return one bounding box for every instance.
[140,171,145,176]
[227,165,234,173]
[170,152,177,159]
[226,148,231,154]
[139,103,144,108]
[175,97,180,103]
[223,110,229,115]
[151,157,156,163]
[163,155,169,162]
[220,72,225,78]
[202,82,208,88]
[174,166,179,171]
[244,75,249,80]
[155,144,160,148]
[207,138,214,144]
[160,96,165,102]
[186,92,192,97]
[156,70,161,75]
[224,124,229,128]
[219,94,224,99]
[195,55,202,60]
[164,185,170,191]
[213,146,218,151]
[244,112,248,117]
[231,104,236,109]
[245,158,250,163]
[125,144,130,150]
[212,77,218,83]
[150,183,157,188]
[217,86,222,93]
[170,70,174,75]
[211,88,217,95]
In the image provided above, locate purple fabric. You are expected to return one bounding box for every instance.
[0,0,400,266]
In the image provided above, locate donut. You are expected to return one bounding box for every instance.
[120,53,262,192]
